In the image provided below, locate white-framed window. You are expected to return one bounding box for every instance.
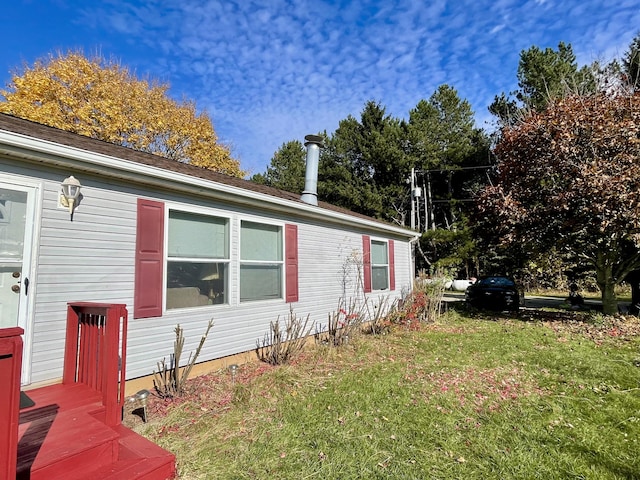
[166,209,229,309]
[371,239,389,291]
[240,220,283,302]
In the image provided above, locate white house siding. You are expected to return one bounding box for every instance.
[13,166,139,383]
[124,203,413,380]
[1,138,415,386]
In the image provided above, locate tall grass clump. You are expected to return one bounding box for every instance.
[414,272,447,322]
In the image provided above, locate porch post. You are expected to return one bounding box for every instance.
[0,327,24,480]
[63,304,80,384]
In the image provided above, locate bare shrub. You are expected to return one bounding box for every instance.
[383,275,448,329]
[315,299,363,346]
[153,319,214,398]
[364,296,396,334]
[256,306,312,365]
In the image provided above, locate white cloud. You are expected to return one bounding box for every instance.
[4,0,633,175]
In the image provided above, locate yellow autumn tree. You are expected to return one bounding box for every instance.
[0,52,244,177]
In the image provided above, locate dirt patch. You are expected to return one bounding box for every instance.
[122,362,275,428]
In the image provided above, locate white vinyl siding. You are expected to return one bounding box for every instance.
[3,158,413,386]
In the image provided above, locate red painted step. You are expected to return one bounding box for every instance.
[17,407,119,480]
[17,384,175,480]
[71,425,176,480]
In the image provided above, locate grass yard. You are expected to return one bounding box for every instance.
[129,310,640,479]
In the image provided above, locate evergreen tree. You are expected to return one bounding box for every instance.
[489,42,595,125]
[251,140,306,193]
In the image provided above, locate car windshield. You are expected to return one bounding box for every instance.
[477,277,515,287]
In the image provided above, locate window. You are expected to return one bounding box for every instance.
[166,210,229,309]
[371,240,389,290]
[362,236,395,294]
[240,221,283,302]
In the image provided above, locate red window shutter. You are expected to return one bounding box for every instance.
[362,235,372,293]
[285,224,299,303]
[134,199,164,319]
[388,240,395,291]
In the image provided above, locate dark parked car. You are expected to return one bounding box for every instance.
[465,276,520,311]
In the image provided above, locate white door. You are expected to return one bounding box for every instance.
[0,180,38,383]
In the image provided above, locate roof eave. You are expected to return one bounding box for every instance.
[0,129,418,239]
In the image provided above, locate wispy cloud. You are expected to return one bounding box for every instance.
[2,0,638,175]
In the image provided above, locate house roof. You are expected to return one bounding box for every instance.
[0,113,417,238]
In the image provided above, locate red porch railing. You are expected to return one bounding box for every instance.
[63,303,128,427]
[0,327,23,480]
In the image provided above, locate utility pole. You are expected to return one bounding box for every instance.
[410,168,423,232]
[426,171,435,230]
[410,167,415,230]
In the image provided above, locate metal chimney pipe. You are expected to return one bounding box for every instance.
[300,134,324,206]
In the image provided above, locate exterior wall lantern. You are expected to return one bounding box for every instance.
[60,176,82,220]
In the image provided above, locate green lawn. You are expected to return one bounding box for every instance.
[133,311,640,479]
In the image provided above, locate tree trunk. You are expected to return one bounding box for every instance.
[596,250,618,315]
[624,269,640,316]
[600,281,617,315]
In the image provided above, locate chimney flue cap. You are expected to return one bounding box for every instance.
[304,134,324,147]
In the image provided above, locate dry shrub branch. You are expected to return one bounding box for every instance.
[153,319,214,398]
[315,298,364,346]
[256,306,312,365]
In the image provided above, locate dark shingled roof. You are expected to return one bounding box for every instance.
[0,113,403,229]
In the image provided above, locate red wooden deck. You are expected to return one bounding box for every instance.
[17,383,175,480]
[2,303,175,480]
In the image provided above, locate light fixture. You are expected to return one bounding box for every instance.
[125,388,151,422]
[201,264,221,301]
[134,389,150,423]
[201,263,220,281]
[60,175,82,220]
[228,364,238,383]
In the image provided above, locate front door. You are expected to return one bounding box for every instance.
[0,180,38,383]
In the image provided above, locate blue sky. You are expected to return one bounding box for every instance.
[2,0,639,176]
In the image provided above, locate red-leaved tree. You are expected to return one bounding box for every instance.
[476,91,640,314]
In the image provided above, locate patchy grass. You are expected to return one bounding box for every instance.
[127,311,640,479]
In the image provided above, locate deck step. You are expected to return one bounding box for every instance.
[66,425,176,480]
[17,383,175,480]
[22,382,103,411]
[17,406,119,480]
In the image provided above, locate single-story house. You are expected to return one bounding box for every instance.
[0,113,417,393]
